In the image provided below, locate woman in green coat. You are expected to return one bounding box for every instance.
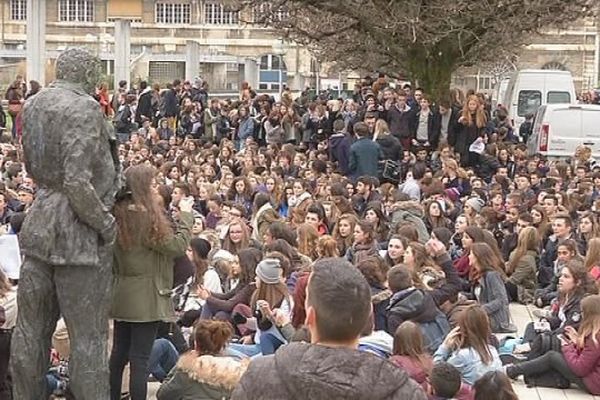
[157,320,248,400]
[109,164,194,400]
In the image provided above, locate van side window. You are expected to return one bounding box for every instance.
[518,90,542,117]
[547,91,571,104]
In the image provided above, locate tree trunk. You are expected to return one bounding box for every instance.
[405,44,457,102]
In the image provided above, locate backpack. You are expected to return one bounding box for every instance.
[523,332,571,389]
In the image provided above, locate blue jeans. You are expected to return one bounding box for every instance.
[227,329,286,358]
[148,338,179,382]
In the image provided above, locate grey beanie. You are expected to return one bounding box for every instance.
[466,197,485,213]
[255,258,282,285]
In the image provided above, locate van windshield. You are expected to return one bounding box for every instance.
[547,91,571,104]
[518,90,542,117]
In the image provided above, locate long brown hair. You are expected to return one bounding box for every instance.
[585,237,600,272]
[470,242,507,281]
[393,321,433,373]
[332,213,358,254]
[458,305,494,364]
[577,295,600,349]
[250,280,289,310]
[508,227,539,275]
[297,223,319,260]
[114,165,172,249]
[221,218,250,255]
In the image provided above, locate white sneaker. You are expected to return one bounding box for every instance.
[532,309,551,319]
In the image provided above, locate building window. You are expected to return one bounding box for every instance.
[155,3,191,24]
[253,3,288,23]
[259,54,287,90]
[58,0,94,22]
[10,0,26,21]
[204,3,239,25]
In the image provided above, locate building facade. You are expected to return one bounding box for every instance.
[453,18,600,95]
[0,0,318,94]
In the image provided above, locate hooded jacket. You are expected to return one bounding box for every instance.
[389,201,430,243]
[329,132,352,175]
[386,287,450,352]
[157,353,248,400]
[376,134,403,162]
[231,342,427,400]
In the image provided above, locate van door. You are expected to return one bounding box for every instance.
[581,108,600,157]
[547,107,582,158]
[528,105,546,154]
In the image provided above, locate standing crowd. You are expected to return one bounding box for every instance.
[2,72,600,400]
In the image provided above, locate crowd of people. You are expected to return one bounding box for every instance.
[2,71,600,400]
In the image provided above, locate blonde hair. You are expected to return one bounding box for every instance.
[577,295,600,349]
[373,119,391,140]
[461,95,487,128]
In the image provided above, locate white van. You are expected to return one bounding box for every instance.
[527,104,600,158]
[492,77,510,108]
[503,69,576,132]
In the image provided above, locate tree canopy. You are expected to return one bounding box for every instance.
[238,0,595,99]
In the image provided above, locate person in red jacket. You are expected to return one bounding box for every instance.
[506,294,600,394]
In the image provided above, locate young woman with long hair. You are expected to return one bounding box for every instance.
[296,223,319,261]
[385,235,408,268]
[442,158,471,197]
[198,248,262,321]
[433,305,502,386]
[403,241,445,290]
[364,203,390,245]
[221,218,251,256]
[345,220,380,265]
[424,200,451,232]
[226,176,253,216]
[110,165,193,400]
[453,226,486,279]
[287,178,312,226]
[505,227,539,304]
[473,371,519,400]
[585,237,600,284]
[156,320,248,399]
[316,235,340,259]
[229,258,292,357]
[332,213,359,256]
[469,243,514,333]
[507,295,600,395]
[390,321,434,388]
[531,205,551,245]
[453,95,488,168]
[579,211,600,249]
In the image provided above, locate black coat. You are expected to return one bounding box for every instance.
[329,133,352,175]
[386,104,414,139]
[136,90,155,123]
[409,110,441,148]
[160,89,179,118]
[376,134,403,162]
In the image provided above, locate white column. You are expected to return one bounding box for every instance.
[185,41,200,81]
[26,0,46,86]
[114,19,131,90]
[243,59,259,89]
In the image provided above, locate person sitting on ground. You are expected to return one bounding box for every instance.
[231,258,427,400]
[157,320,249,399]
[428,362,463,400]
[385,264,450,353]
[433,305,503,386]
[473,371,518,400]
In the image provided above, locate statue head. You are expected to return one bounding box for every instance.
[55,48,102,95]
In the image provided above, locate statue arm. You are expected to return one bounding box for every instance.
[62,105,115,239]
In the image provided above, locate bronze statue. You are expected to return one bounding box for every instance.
[11,48,121,399]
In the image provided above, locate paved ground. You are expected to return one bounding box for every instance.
[145,304,598,399]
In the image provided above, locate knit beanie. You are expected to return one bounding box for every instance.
[190,237,211,260]
[211,249,236,264]
[465,197,485,213]
[255,258,282,285]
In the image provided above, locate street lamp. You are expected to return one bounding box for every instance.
[272,38,285,100]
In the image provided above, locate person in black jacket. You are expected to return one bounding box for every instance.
[409,96,440,151]
[374,119,402,162]
[436,99,457,146]
[328,119,352,175]
[386,92,414,150]
[136,81,155,125]
[160,80,181,130]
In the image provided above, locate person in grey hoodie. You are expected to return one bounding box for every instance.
[231,258,426,400]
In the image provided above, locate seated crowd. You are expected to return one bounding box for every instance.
[2,77,600,400]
